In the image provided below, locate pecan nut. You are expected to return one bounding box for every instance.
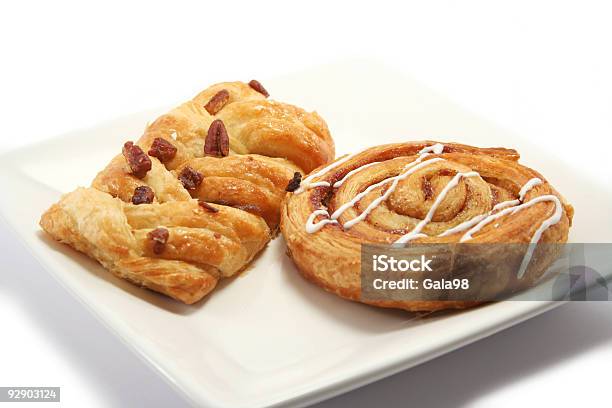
[148,137,177,163]
[148,227,169,255]
[178,166,203,190]
[132,185,155,205]
[198,200,219,213]
[285,172,302,192]
[248,79,269,97]
[204,89,230,115]
[204,119,230,157]
[122,141,152,179]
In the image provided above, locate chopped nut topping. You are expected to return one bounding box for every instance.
[204,119,230,157]
[132,185,155,205]
[148,137,177,163]
[178,166,203,190]
[440,169,457,177]
[214,200,261,214]
[148,227,169,255]
[321,187,334,207]
[285,172,302,192]
[122,141,152,179]
[422,178,434,200]
[204,89,230,115]
[198,200,219,213]
[248,79,269,97]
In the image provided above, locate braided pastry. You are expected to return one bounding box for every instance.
[40,81,334,304]
[281,141,574,311]
[92,81,333,230]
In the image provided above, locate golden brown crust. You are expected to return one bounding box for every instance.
[92,82,334,221]
[174,154,301,230]
[41,81,334,304]
[280,141,573,312]
[41,188,270,304]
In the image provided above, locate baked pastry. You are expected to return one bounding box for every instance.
[40,80,334,304]
[281,141,574,311]
[91,80,334,230]
[41,188,269,304]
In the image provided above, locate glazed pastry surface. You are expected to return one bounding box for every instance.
[41,81,334,304]
[41,188,269,304]
[281,141,573,311]
[92,81,333,231]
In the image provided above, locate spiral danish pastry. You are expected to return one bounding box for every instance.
[281,141,574,311]
[40,80,334,304]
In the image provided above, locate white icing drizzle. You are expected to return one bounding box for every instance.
[305,209,338,233]
[302,143,447,233]
[415,175,559,278]
[458,194,562,278]
[332,161,382,188]
[459,178,544,242]
[491,199,520,211]
[330,143,446,224]
[516,195,563,278]
[460,204,519,242]
[304,181,331,189]
[437,214,488,237]
[332,158,445,227]
[300,143,560,280]
[438,177,543,237]
[420,143,445,155]
[294,153,356,194]
[395,172,480,244]
[297,144,444,194]
[519,178,543,201]
[331,144,445,189]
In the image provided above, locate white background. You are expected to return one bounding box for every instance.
[1,1,611,407]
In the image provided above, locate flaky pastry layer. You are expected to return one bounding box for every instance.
[281,141,574,311]
[41,81,334,304]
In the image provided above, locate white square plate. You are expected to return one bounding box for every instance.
[0,61,607,408]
